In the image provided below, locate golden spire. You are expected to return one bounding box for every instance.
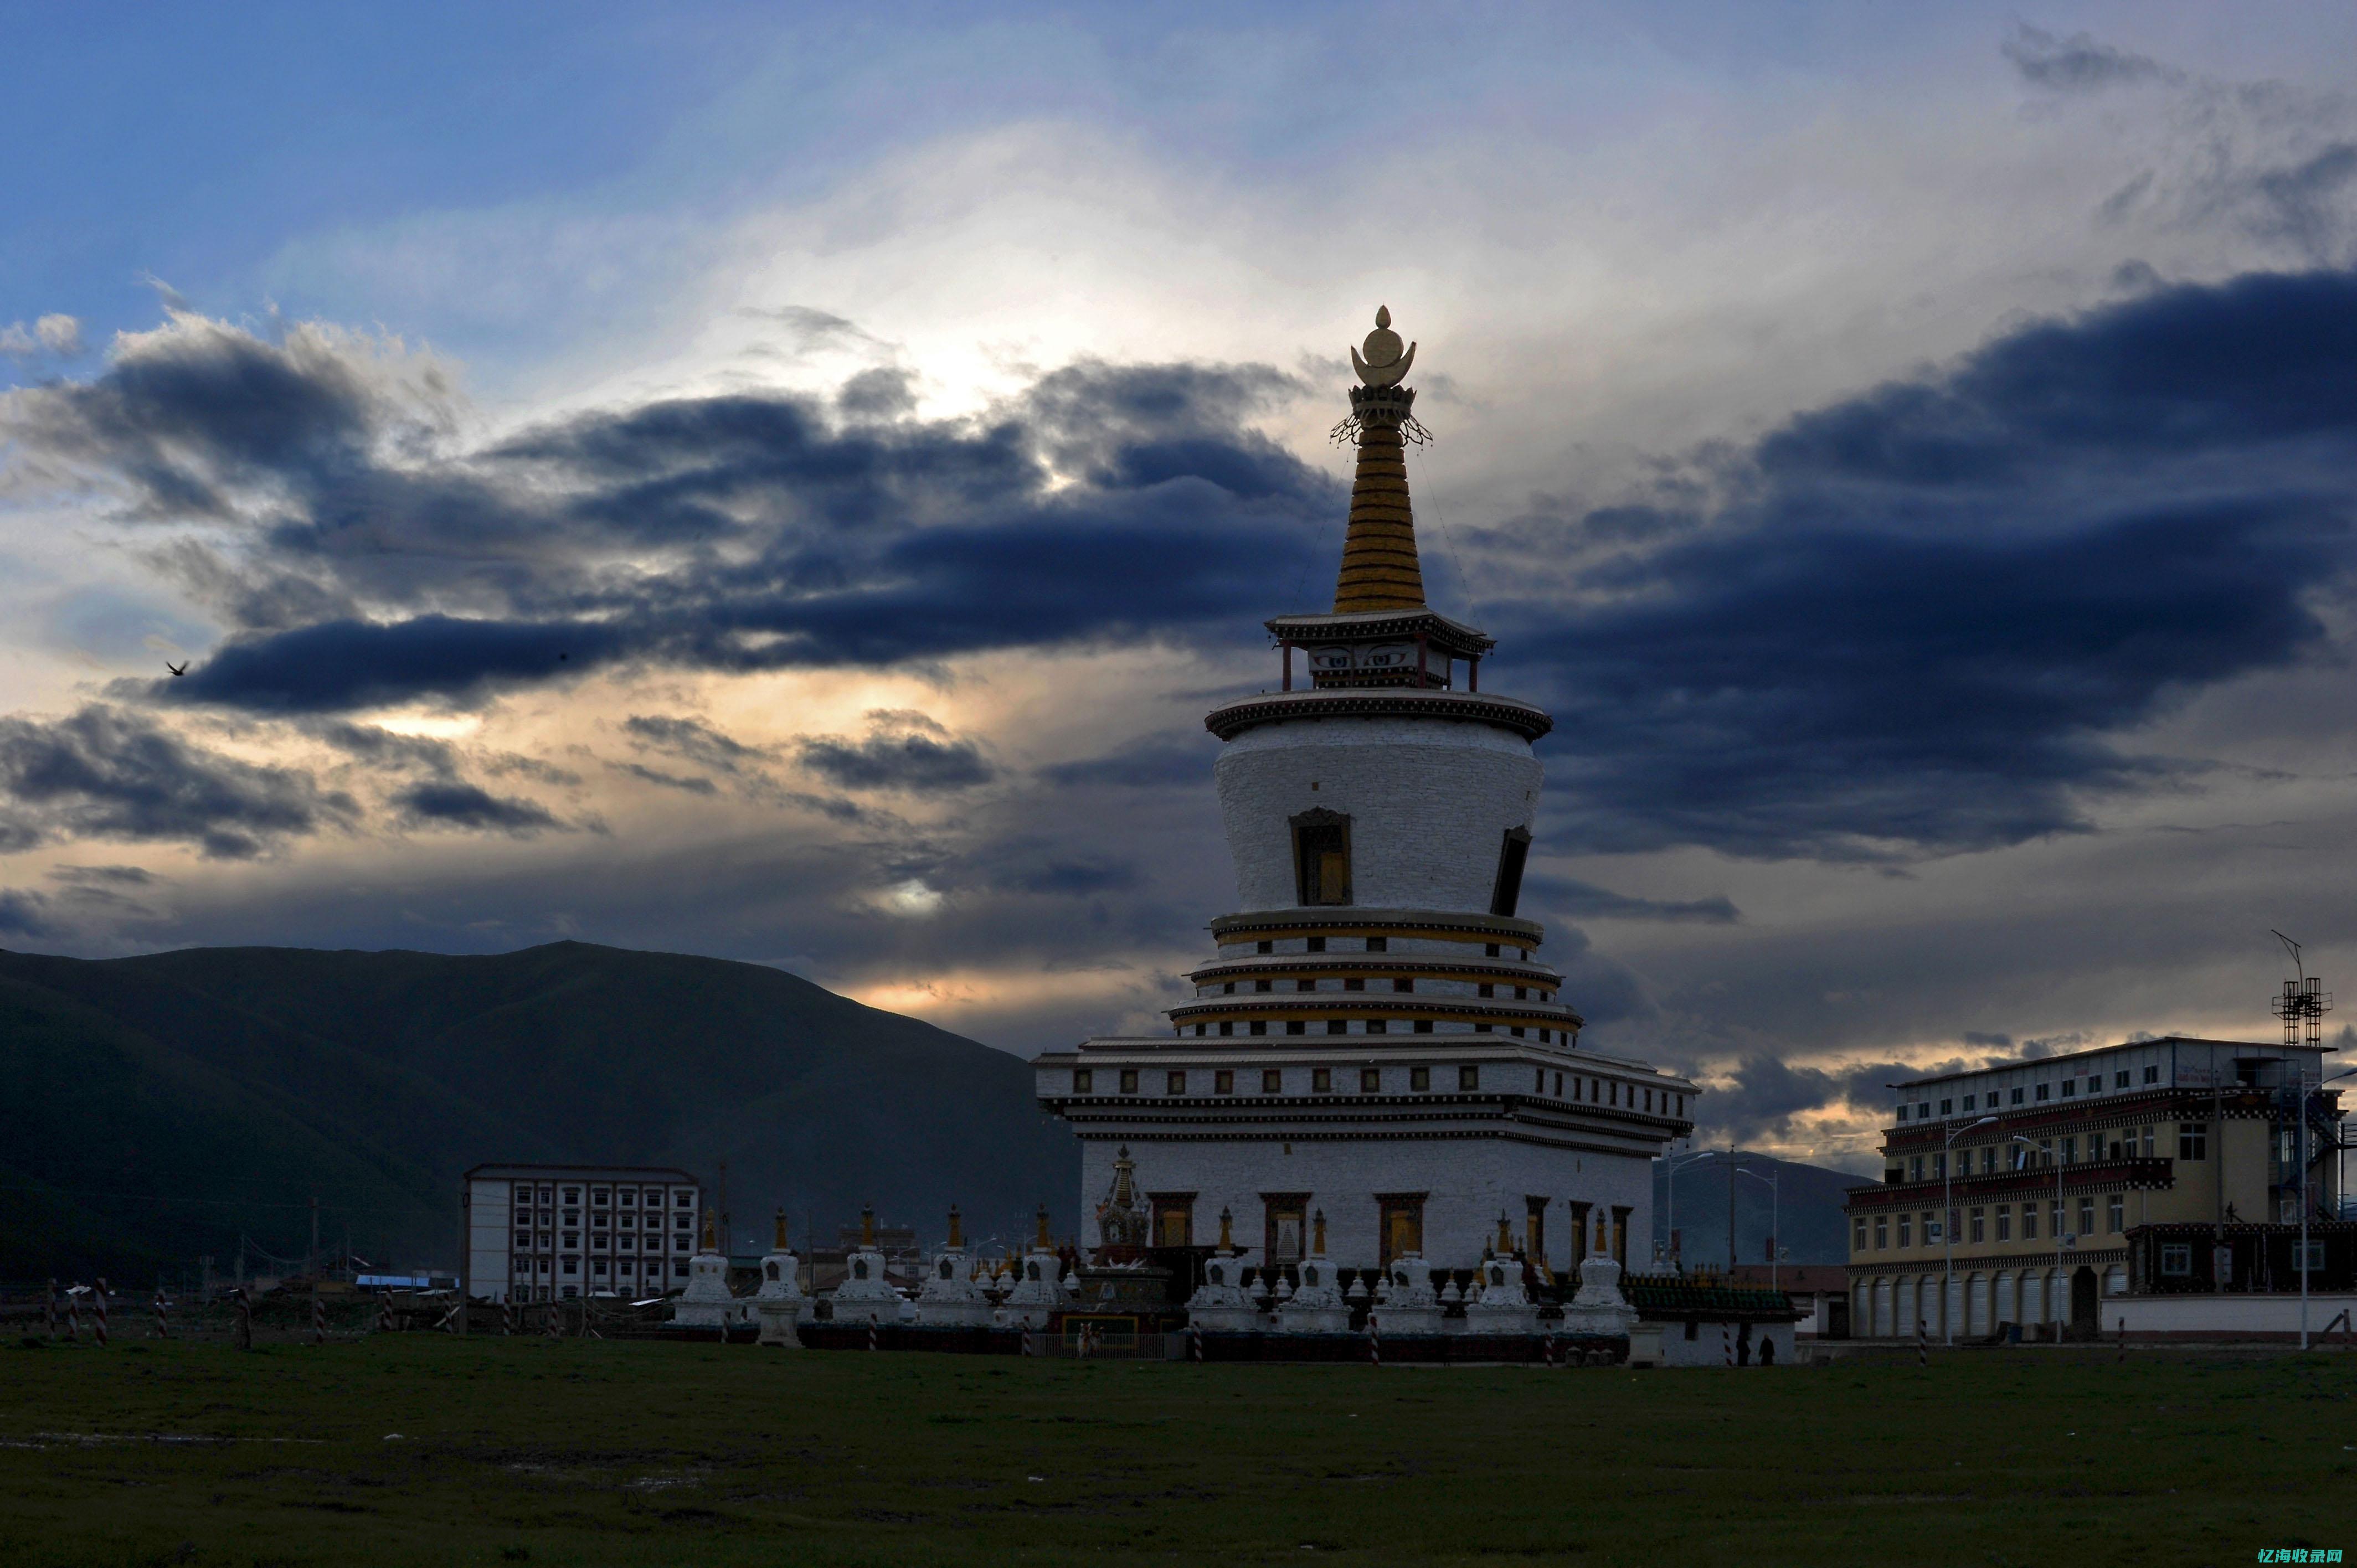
[700,1206,716,1252]
[1334,306,1427,614]
[1217,1206,1234,1252]
[948,1205,964,1250]
[1035,1205,1052,1249]
[1311,1208,1328,1257]
[773,1206,788,1250]
[860,1204,876,1248]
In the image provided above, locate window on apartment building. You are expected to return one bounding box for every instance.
[1939,1098,1953,1116]
[1460,1065,1480,1091]
[1475,1023,1493,1034]
[2087,1075,2103,1094]
[1313,1068,1332,1092]
[1909,1156,1925,1182]
[1263,1069,1283,1094]
[1214,1070,1234,1095]
[1367,1019,1388,1035]
[1995,1205,2012,1242]
[1411,1066,1430,1091]
[2060,1136,2075,1165]
[1362,1068,1381,1092]
[2049,1199,2065,1237]
[2141,1126,2155,1157]
[1853,1218,1867,1252]
[1962,1094,1975,1111]
[2176,1123,2207,1160]
[1982,1147,1998,1174]
[2114,1070,2130,1089]
[1393,977,1413,993]
[2106,1195,2124,1234]
[619,1190,635,1208]
[1297,979,1316,992]
[1218,1022,1233,1037]
[2060,1080,2076,1098]
[1257,940,1273,955]
[1327,1019,1348,1035]
[1478,983,1495,998]
[591,1188,610,1206]
[2160,1243,2191,1277]
[1286,1020,1306,1035]
[2021,1203,2038,1241]
[1249,1022,1267,1036]
[1897,1214,1912,1247]
[1414,1020,1433,1034]
[2077,1198,2095,1237]
[675,1260,689,1278]
[1491,826,1532,916]
[1195,1024,1207,1036]
[1344,977,1365,992]
[2036,1084,2051,1102]
[2143,1065,2159,1084]
[1485,943,1501,957]
[1555,1072,1565,1097]
[2011,1087,2025,1106]
[1510,1027,1526,1039]
[1932,1153,1947,1180]
[1167,1070,1187,1095]
[1071,1067,1094,1095]
[1256,979,1273,993]
[1120,1069,1139,1094]
[1305,936,1327,953]
[1874,1216,1888,1250]
[1969,1208,1985,1242]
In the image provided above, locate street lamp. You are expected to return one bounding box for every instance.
[1738,1164,1782,1291]
[1939,1115,1998,1345]
[1661,1144,1715,1275]
[2013,1133,2066,1336]
[2300,1065,2357,1351]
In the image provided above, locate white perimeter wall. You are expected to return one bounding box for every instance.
[2114,1292,2357,1338]
[1084,1135,1650,1273]
[1214,718,1542,912]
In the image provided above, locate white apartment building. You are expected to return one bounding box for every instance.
[462,1163,702,1303]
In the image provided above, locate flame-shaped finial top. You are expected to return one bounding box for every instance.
[773,1206,788,1250]
[1352,305,1416,388]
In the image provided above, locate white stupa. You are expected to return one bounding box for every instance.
[1275,1210,1352,1334]
[1033,307,1696,1287]
[1461,1215,1540,1336]
[1183,1207,1262,1332]
[671,1207,743,1332]
[829,1205,902,1329]
[995,1206,1072,1331]
[913,1206,995,1328]
[1559,1255,1638,1338]
[1371,1252,1444,1335]
[753,1208,807,1348]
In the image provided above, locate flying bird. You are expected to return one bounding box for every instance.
[165,661,187,677]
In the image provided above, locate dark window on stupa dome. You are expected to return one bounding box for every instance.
[1490,826,1532,916]
[1291,809,1352,905]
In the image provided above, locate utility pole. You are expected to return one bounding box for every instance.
[1726,1143,1737,1274]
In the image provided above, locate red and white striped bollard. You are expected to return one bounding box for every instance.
[94,1280,109,1348]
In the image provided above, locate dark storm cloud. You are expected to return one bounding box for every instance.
[392,781,565,835]
[19,337,1329,713]
[18,276,2357,869]
[2001,24,2177,93]
[1707,1055,1920,1143]
[796,728,996,793]
[1038,734,1219,790]
[1515,270,2357,862]
[1524,874,1739,925]
[0,704,356,859]
[622,714,773,776]
[611,761,719,796]
[0,888,56,937]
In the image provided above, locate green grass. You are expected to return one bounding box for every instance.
[1,1337,2350,1567]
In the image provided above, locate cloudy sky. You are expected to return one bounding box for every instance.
[7,2,2357,1171]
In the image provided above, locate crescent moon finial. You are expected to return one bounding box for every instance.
[1354,307,1414,387]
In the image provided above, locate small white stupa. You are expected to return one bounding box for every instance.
[1558,1255,1638,1338]
[995,1206,1071,1331]
[753,1208,807,1348]
[1371,1253,1445,1335]
[672,1207,742,1332]
[1183,1208,1261,1332]
[1276,1210,1352,1334]
[914,1206,994,1328]
[829,1204,902,1329]
[1461,1214,1540,1337]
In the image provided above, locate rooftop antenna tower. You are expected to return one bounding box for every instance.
[2269,931,2333,1045]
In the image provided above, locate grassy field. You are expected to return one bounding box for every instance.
[1,1336,2349,1567]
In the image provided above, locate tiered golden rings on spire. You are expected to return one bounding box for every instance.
[1335,307,1427,613]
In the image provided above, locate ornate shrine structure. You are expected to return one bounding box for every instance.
[1033,310,1697,1280]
